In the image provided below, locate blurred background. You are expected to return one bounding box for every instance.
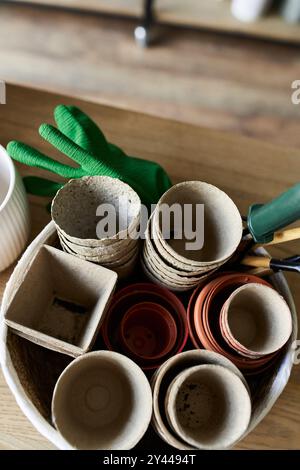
[0,0,300,147]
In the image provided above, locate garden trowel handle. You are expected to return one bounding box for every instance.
[247,183,300,243]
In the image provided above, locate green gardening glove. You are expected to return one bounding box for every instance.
[7,105,172,207]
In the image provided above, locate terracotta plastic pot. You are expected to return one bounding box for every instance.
[120,301,178,362]
[202,275,274,363]
[201,275,278,371]
[186,272,222,349]
[102,283,188,370]
[189,273,279,373]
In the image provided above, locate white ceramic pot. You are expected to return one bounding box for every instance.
[0,145,30,271]
[231,0,272,22]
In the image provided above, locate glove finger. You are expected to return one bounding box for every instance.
[40,123,98,166]
[7,141,82,179]
[39,124,120,178]
[54,105,110,157]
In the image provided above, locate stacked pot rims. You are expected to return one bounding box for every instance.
[102,283,188,370]
[187,273,293,374]
[152,350,252,450]
[51,176,141,278]
[142,181,243,291]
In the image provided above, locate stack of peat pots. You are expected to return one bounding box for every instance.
[51,176,141,278]
[151,349,252,450]
[142,181,243,291]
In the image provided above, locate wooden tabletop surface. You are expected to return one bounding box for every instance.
[0,84,300,450]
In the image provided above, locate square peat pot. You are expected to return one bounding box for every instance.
[4,245,117,356]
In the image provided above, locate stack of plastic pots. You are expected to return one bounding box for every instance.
[187,273,293,374]
[102,283,188,370]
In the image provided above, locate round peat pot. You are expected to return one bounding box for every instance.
[51,175,141,246]
[220,283,292,358]
[165,364,251,450]
[153,181,243,267]
[120,302,177,362]
[51,351,152,450]
[151,349,248,450]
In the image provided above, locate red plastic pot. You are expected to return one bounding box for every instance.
[120,301,177,362]
[101,283,188,370]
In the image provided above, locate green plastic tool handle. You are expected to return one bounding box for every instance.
[248,183,300,243]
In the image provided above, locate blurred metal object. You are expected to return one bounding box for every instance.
[134,0,156,47]
[281,0,300,24]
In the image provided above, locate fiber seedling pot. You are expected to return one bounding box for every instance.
[220,283,292,358]
[151,350,248,450]
[51,176,141,247]
[152,181,243,267]
[164,364,251,450]
[51,351,152,449]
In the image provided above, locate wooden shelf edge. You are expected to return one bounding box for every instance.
[4,0,300,43]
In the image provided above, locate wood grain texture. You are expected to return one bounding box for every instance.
[5,0,143,16]
[0,84,300,449]
[7,0,300,43]
[1,3,300,151]
[157,0,300,43]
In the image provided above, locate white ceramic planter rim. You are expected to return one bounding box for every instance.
[0,145,16,213]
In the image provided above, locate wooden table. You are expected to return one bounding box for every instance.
[0,84,300,450]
